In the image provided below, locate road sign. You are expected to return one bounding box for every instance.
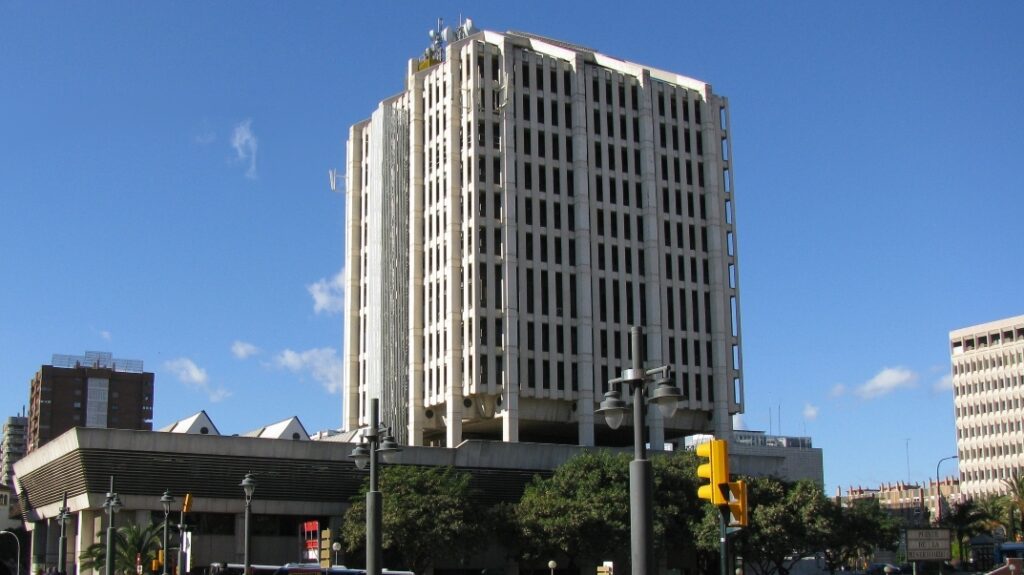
[905,528,952,561]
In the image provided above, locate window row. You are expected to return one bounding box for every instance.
[958,418,1024,438]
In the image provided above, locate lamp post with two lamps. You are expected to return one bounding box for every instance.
[596,326,682,575]
[349,398,402,575]
[57,492,70,575]
[103,478,123,575]
[159,490,174,575]
[0,530,20,575]
[240,473,257,575]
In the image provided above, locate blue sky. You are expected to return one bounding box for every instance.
[2,1,1021,496]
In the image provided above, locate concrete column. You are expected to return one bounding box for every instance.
[30,521,48,575]
[500,38,520,443]
[343,122,366,433]
[75,510,100,575]
[571,55,595,447]
[700,91,733,440]
[444,54,465,447]
[407,65,427,447]
[637,69,666,450]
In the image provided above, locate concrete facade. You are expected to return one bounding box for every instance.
[9,427,622,575]
[344,27,744,451]
[951,314,1024,496]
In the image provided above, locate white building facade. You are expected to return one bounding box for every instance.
[951,314,1024,496]
[344,27,744,449]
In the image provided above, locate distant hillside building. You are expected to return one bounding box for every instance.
[1,415,27,486]
[950,315,1024,496]
[27,351,154,452]
[343,24,744,449]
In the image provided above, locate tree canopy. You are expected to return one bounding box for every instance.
[341,465,484,574]
[514,449,703,571]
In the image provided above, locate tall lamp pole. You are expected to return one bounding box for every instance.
[935,455,958,523]
[0,530,20,575]
[159,490,174,575]
[240,474,256,575]
[596,326,682,575]
[103,477,122,575]
[350,398,402,575]
[57,492,70,575]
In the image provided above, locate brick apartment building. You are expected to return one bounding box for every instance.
[26,351,154,452]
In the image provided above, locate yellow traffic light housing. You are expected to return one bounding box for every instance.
[696,439,729,505]
[728,480,748,527]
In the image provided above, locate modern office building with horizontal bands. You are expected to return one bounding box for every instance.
[27,351,154,452]
[344,23,744,449]
[950,314,1024,496]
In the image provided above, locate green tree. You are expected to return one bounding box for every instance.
[79,522,163,575]
[818,498,901,574]
[515,450,631,568]
[697,477,832,575]
[975,494,1009,536]
[1003,474,1024,540]
[940,499,989,565]
[341,465,484,574]
[515,450,704,571]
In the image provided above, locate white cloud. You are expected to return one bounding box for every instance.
[308,267,345,315]
[100,330,112,341]
[231,340,260,359]
[275,347,343,393]
[855,367,918,399]
[231,119,258,179]
[165,358,208,385]
[803,403,820,421]
[163,357,232,403]
[830,384,847,398]
[933,373,954,393]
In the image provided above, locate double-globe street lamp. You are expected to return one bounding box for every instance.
[350,398,402,575]
[57,492,70,575]
[596,326,682,575]
[240,474,257,575]
[0,529,20,575]
[160,490,174,575]
[103,477,123,575]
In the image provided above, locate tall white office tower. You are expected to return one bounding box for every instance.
[343,23,744,449]
[950,314,1024,496]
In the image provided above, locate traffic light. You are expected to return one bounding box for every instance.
[728,480,748,527]
[696,438,729,505]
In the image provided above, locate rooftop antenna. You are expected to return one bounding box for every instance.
[328,169,342,193]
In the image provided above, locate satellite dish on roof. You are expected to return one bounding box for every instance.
[442,26,453,42]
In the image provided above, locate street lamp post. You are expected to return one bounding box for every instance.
[240,474,256,575]
[350,398,402,575]
[103,477,123,575]
[935,455,959,523]
[160,490,174,575]
[0,530,20,575]
[57,492,70,575]
[548,559,557,575]
[596,326,682,575]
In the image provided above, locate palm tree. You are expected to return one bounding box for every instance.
[80,522,164,575]
[940,499,989,565]
[975,494,1010,536]
[1004,475,1024,540]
